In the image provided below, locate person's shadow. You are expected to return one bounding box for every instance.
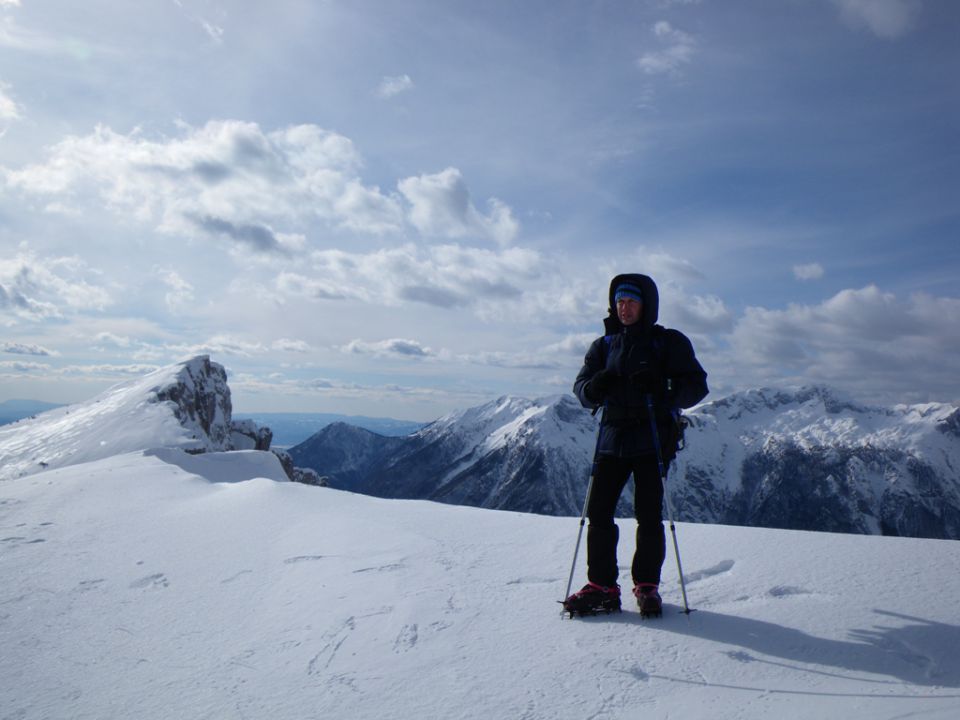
[625,607,960,692]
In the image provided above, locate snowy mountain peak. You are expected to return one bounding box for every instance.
[708,384,871,421]
[0,355,272,481]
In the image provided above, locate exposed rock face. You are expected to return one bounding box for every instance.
[290,387,960,540]
[153,356,235,452]
[231,419,274,451]
[272,449,327,486]
[147,356,313,484]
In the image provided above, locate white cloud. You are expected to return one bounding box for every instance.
[459,351,563,370]
[665,292,734,334]
[637,21,696,75]
[342,338,435,359]
[276,242,539,311]
[1,341,55,356]
[59,363,161,377]
[272,338,311,353]
[3,121,406,252]
[0,1,22,8]
[828,0,921,38]
[545,333,597,357]
[166,334,267,358]
[398,167,519,246]
[0,249,112,322]
[94,332,133,348]
[376,74,414,99]
[201,21,224,43]
[644,250,707,284]
[157,267,195,312]
[0,360,48,372]
[3,122,520,253]
[725,285,960,402]
[793,262,825,281]
[0,79,21,121]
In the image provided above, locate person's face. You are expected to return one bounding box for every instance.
[617,297,642,326]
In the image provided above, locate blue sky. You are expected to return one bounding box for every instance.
[1,0,958,420]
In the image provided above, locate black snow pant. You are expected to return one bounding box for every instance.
[586,453,666,589]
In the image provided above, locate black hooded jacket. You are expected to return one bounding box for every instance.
[573,273,708,457]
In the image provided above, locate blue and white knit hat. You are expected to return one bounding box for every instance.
[614,283,643,303]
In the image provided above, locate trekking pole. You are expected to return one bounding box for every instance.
[645,393,692,615]
[560,408,602,616]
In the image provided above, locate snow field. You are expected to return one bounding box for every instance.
[2,449,959,720]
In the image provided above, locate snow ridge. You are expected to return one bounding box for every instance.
[0,356,271,482]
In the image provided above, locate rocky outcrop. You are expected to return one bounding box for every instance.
[0,355,317,486]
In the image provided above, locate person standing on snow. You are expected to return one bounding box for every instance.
[564,273,708,617]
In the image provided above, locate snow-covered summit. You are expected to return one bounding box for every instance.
[420,393,594,456]
[290,393,599,514]
[0,356,271,482]
[676,386,960,538]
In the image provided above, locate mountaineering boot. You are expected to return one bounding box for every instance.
[633,583,662,618]
[562,583,621,617]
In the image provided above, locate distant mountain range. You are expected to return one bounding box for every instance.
[233,412,423,447]
[6,363,958,541]
[289,387,960,541]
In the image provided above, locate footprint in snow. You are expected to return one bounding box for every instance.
[129,573,169,589]
[686,560,735,584]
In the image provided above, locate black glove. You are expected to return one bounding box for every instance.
[628,363,664,395]
[586,369,617,403]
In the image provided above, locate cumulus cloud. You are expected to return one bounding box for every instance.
[637,21,696,75]
[1,341,55,356]
[342,338,435,359]
[793,262,825,281]
[185,213,290,254]
[398,168,519,246]
[3,120,407,252]
[665,292,734,334]
[377,74,414,99]
[94,332,133,348]
[3,122,521,254]
[726,285,960,402]
[0,249,111,321]
[276,242,539,311]
[828,0,921,38]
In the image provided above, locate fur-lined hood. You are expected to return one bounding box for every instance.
[602,273,659,334]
